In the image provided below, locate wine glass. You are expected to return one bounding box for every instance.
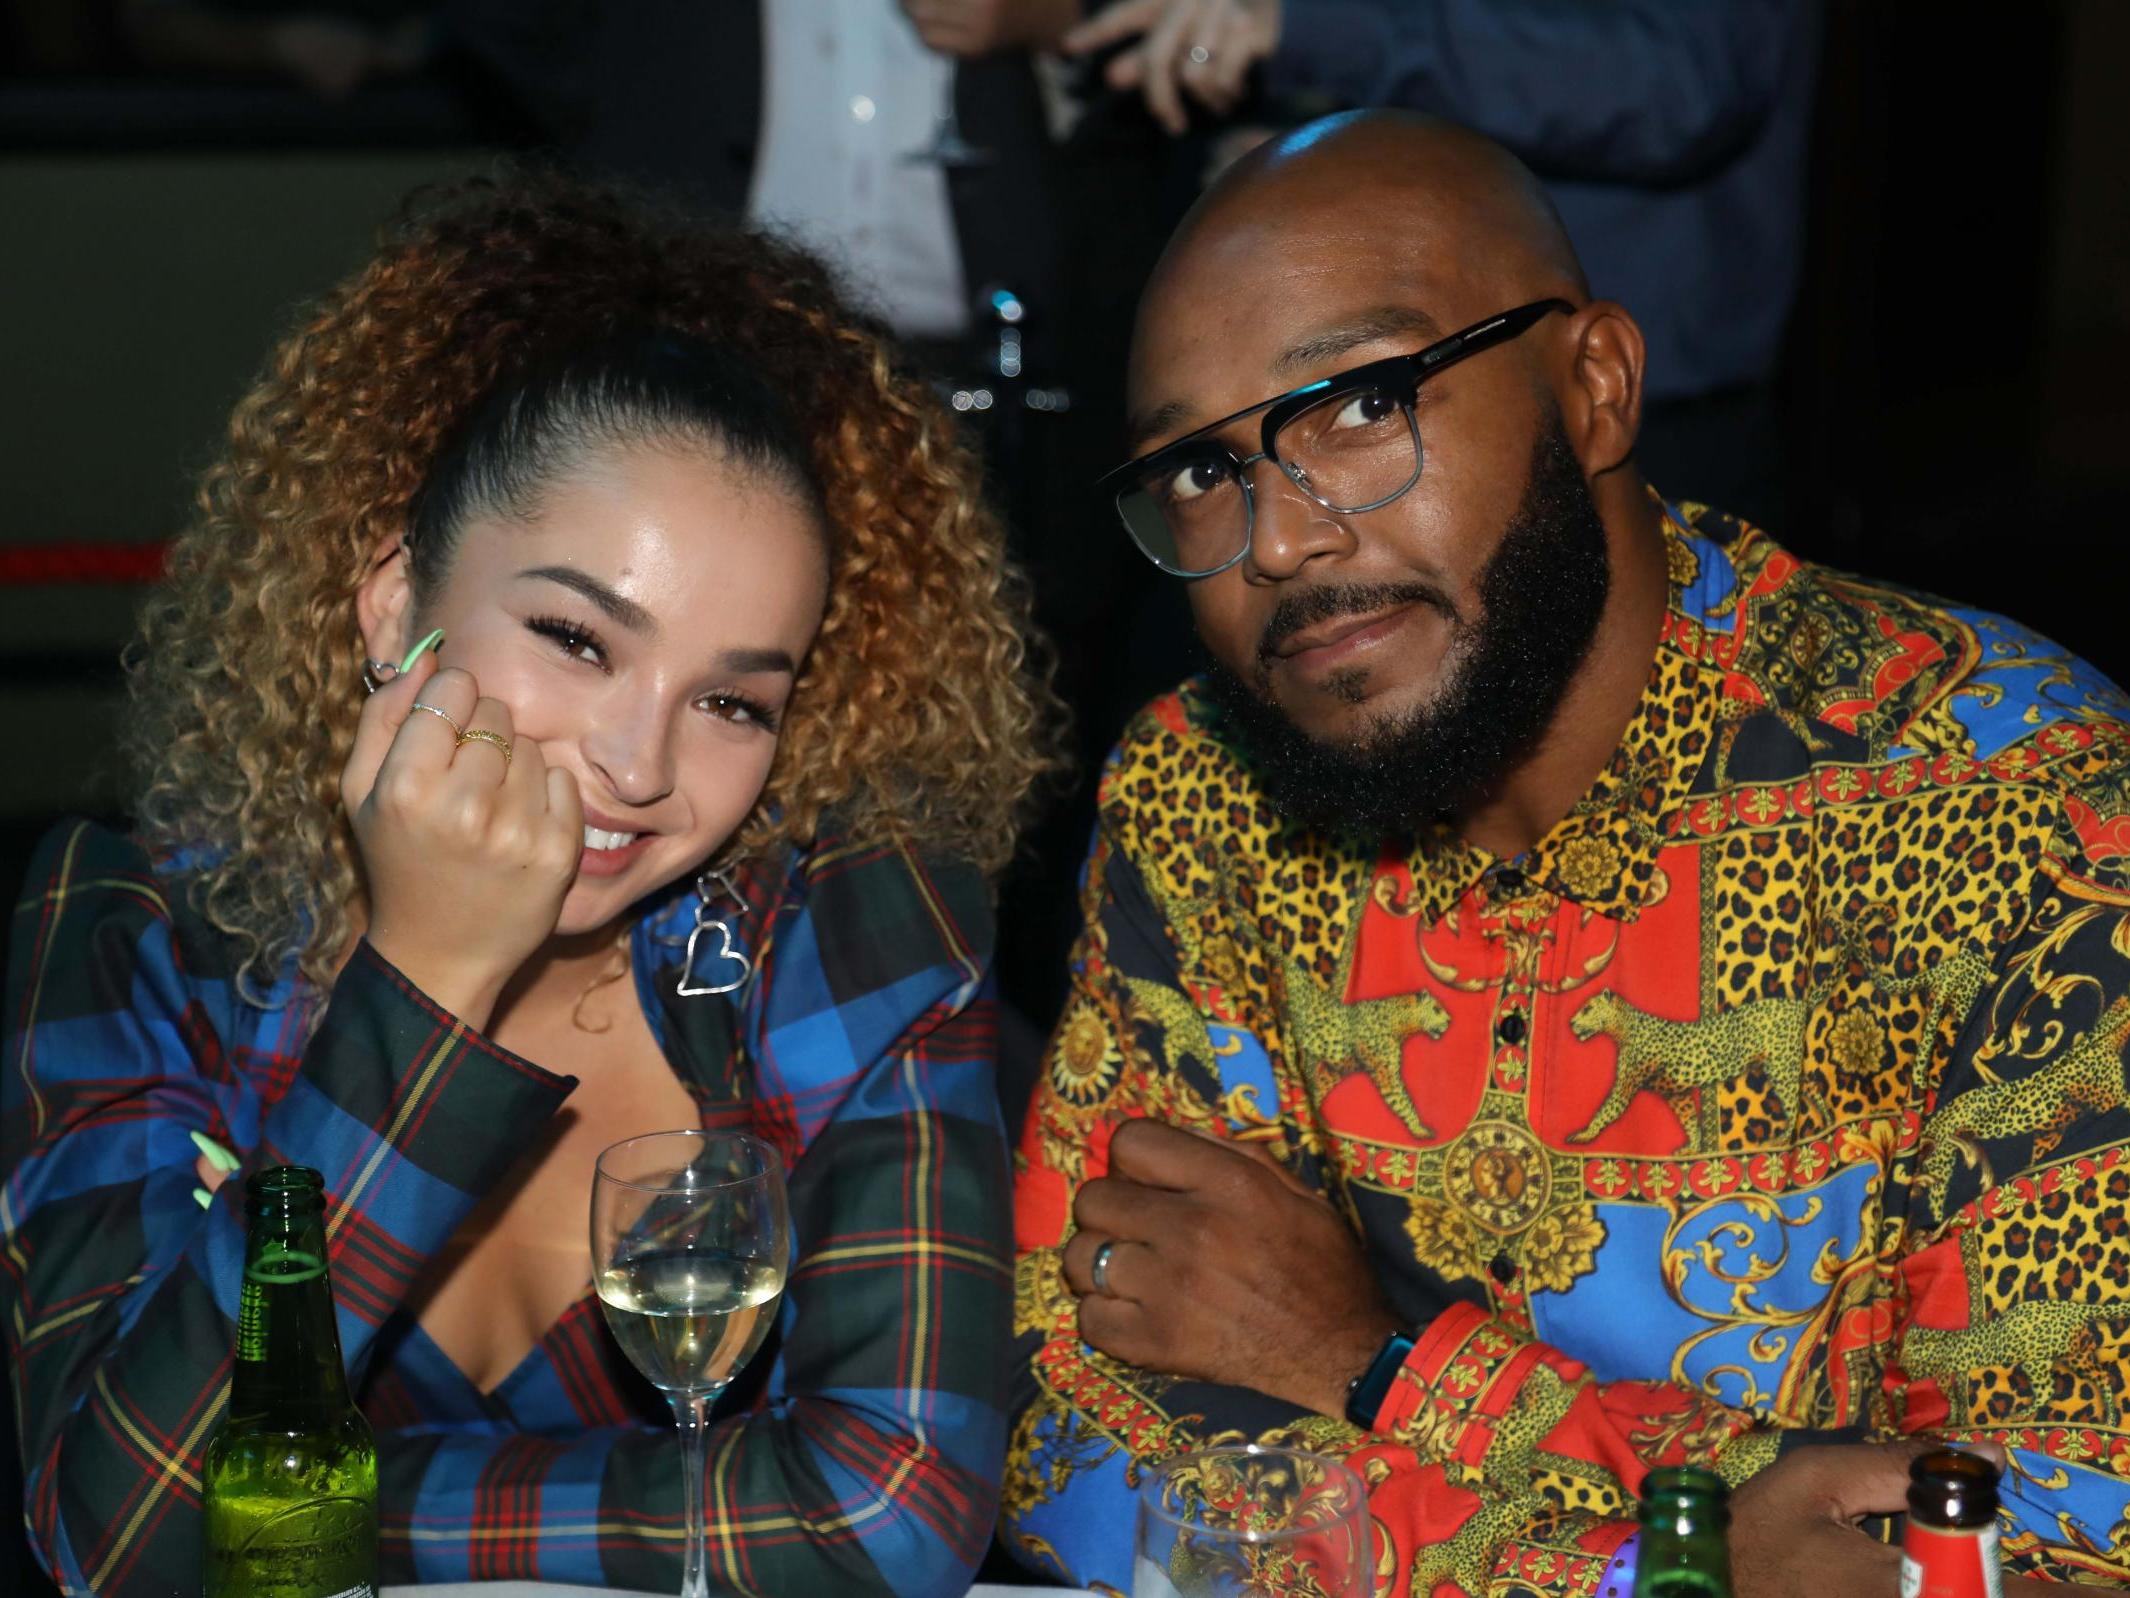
[592,1130,790,1598]
[1135,1445,1372,1598]
[903,70,991,166]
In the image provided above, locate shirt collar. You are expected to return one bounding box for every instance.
[1398,499,1720,925]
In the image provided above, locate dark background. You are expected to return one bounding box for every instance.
[3,2,2129,1592]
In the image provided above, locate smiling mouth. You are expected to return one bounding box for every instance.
[583,826,640,852]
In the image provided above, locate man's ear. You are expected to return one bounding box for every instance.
[355,538,416,667]
[1558,300,1645,477]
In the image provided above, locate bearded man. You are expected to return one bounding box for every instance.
[1005,110,2130,1595]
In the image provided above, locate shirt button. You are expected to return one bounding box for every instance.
[1496,1012,1527,1046]
[849,94,877,123]
[1489,1252,1517,1285]
[1494,867,1526,894]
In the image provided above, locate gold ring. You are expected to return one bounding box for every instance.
[455,728,513,767]
[408,701,464,737]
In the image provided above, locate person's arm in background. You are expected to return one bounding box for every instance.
[1006,777,2110,1592]
[1066,0,1795,183]
[900,0,1084,58]
[119,0,429,100]
[375,841,1016,1595]
[1,822,579,1598]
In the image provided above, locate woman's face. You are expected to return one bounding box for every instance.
[367,440,829,937]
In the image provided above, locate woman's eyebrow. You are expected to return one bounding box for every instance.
[718,647,796,675]
[517,565,659,636]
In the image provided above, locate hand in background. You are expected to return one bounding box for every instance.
[1730,1440,2053,1598]
[265,15,379,100]
[1064,0,1281,133]
[340,653,584,1031]
[900,0,1083,57]
[1059,1118,1395,1417]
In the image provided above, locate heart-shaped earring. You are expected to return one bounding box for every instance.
[676,869,752,997]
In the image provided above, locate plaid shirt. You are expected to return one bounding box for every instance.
[1008,502,2130,1594]
[4,820,1011,1597]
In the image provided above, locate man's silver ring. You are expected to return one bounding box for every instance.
[1090,1238,1118,1296]
[1186,43,1214,66]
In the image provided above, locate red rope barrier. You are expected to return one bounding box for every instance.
[0,543,169,586]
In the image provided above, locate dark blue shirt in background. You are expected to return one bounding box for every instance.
[1270,0,1820,403]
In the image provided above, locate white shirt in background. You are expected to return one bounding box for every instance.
[749,1,970,339]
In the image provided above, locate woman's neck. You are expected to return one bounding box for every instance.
[491,919,634,1033]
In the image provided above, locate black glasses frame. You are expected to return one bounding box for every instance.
[1100,297,1576,577]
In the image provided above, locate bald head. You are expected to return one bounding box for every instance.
[1129,113,1591,447]
[1167,110,1586,311]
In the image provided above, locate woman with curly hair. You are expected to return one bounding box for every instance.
[2,172,1052,1597]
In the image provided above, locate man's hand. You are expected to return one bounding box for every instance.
[1731,1439,2042,1598]
[900,0,1082,57]
[1063,0,1281,134]
[1060,1118,1395,1416]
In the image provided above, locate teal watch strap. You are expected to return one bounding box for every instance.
[1344,1328,1416,1430]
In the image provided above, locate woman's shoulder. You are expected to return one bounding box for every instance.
[14,818,168,927]
[779,819,996,981]
[8,818,262,999]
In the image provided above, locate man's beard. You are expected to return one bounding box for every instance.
[1204,417,1612,841]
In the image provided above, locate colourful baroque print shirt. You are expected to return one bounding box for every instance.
[1008,502,2130,1595]
[4,820,1010,1598]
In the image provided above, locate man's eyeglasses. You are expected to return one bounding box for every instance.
[1099,299,1575,578]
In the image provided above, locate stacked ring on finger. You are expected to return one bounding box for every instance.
[409,701,465,737]
[1090,1238,1119,1297]
[455,727,514,768]
[1186,43,1215,65]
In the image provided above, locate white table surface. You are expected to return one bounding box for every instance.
[384,1584,1091,1597]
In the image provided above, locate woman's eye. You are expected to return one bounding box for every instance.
[529,616,607,668]
[1161,456,1233,505]
[698,693,779,733]
[1329,388,1401,432]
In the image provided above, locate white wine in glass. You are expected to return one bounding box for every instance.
[592,1130,790,1598]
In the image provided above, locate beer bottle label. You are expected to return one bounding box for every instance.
[1900,1521,2002,1598]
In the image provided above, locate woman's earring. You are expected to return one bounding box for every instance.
[676,868,753,998]
[361,658,398,695]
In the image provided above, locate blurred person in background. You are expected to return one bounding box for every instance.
[1065,0,1819,529]
[2,171,1051,1597]
[121,0,436,100]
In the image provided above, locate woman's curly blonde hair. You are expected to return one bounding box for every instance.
[125,168,1060,998]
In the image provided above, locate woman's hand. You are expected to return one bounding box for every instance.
[341,652,584,1030]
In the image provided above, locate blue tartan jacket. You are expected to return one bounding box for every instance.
[3,819,1011,1597]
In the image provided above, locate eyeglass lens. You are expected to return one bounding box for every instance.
[1117,378,1420,575]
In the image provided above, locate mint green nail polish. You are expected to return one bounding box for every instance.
[397,626,445,674]
[189,1129,240,1172]
[193,1186,213,1210]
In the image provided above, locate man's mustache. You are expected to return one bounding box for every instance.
[1257,582,1455,665]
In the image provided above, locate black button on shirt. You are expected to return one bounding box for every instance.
[1496,1012,1527,1046]
[1489,1252,1517,1285]
[1494,867,1526,894]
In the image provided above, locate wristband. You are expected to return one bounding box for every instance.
[1343,1328,1416,1430]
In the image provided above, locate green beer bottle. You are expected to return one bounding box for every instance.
[1632,1466,1735,1598]
[203,1166,378,1598]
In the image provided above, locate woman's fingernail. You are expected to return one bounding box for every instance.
[193,1186,213,1210]
[398,627,445,674]
[189,1129,241,1172]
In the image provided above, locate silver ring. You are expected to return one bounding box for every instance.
[1186,43,1214,65]
[1090,1238,1118,1296]
[408,701,464,738]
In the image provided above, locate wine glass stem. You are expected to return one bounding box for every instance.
[670,1391,711,1598]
